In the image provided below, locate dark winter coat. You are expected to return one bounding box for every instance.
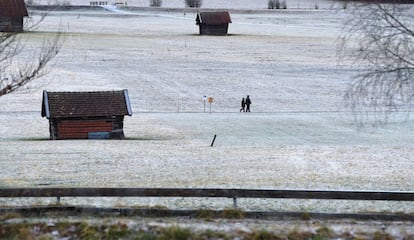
[245,97,251,106]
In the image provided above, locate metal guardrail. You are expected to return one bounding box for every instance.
[1,188,414,207]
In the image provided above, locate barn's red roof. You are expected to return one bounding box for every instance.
[42,90,133,118]
[0,0,28,17]
[196,11,231,25]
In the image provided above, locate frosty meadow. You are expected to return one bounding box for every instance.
[0,2,413,215]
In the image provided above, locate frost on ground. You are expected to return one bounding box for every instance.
[36,0,347,9]
[0,7,413,213]
[2,216,414,239]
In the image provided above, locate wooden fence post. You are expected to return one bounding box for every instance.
[210,134,217,147]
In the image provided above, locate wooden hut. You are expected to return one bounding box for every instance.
[41,90,133,140]
[0,0,28,32]
[195,11,231,36]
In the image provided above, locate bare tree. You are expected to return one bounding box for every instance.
[338,3,414,124]
[0,13,63,97]
[150,0,162,7]
[268,0,280,9]
[185,0,202,8]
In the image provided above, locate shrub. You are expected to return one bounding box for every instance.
[185,0,202,8]
[268,0,280,9]
[281,0,287,9]
[268,0,274,9]
[268,0,286,9]
[287,229,314,240]
[150,0,162,7]
[195,209,216,219]
[315,226,335,239]
[158,226,194,240]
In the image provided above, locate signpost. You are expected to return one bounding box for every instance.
[203,95,207,112]
[208,97,214,113]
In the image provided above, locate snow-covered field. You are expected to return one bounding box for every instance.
[0,6,413,213]
[38,0,345,9]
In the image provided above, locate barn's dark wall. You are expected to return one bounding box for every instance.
[49,117,125,140]
[0,16,23,32]
[199,24,229,36]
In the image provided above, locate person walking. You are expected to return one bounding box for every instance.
[245,95,251,112]
[240,97,246,112]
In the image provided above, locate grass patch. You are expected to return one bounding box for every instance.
[287,226,335,240]
[301,211,311,220]
[373,231,394,240]
[315,226,335,239]
[106,223,132,239]
[0,212,22,221]
[158,226,194,240]
[195,208,216,219]
[0,220,407,240]
[134,231,158,240]
[79,222,101,240]
[200,229,231,240]
[287,228,314,240]
[219,208,246,219]
[0,222,39,240]
[248,229,284,240]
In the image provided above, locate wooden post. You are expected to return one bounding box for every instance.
[210,134,217,147]
[203,96,207,112]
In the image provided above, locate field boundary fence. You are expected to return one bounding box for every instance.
[1,188,414,208]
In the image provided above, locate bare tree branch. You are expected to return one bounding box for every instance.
[0,12,63,97]
[338,3,414,124]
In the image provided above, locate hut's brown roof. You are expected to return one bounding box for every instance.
[0,0,28,17]
[42,90,133,118]
[196,11,231,25]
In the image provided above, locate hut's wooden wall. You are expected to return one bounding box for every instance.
[0,16,23,32]
[199,24,229,36]
[57,120,112,139]
[48,118,125,140]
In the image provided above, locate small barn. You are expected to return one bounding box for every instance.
[41,90,133,140]
[195,11,231,36]
[0,0,28,32]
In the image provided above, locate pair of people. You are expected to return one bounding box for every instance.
[240,95,251,112]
